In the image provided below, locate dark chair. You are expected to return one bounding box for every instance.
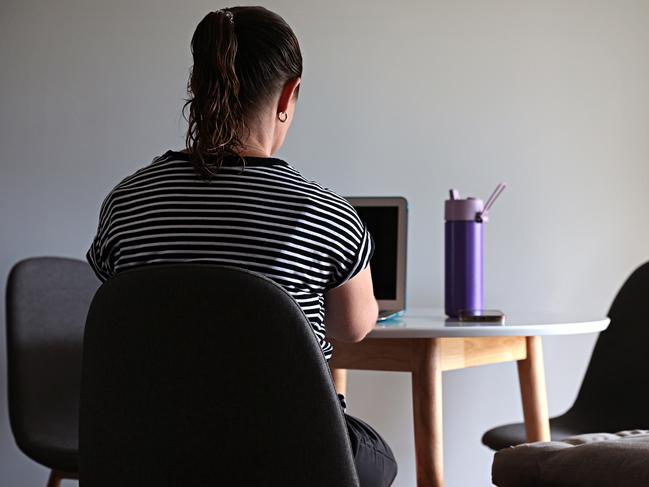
[79,264,360,487]
[483,261,649,450]
[6,257,100,487]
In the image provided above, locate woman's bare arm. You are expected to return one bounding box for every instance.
[324,266,378,342]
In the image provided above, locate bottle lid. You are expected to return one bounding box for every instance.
[445,197,484,221]
[446,183,506,222]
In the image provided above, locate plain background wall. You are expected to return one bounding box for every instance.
[2,0,648,485]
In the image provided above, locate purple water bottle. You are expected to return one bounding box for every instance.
[445,184,506,317]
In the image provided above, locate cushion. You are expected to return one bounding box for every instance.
[492,430,649,487]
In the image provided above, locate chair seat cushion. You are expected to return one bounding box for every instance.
[482,420,587,451]
[492,430,649,487]
[22,441,78,473]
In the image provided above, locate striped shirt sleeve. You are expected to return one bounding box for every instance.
[327,201,375,289]
[86,192,114,282]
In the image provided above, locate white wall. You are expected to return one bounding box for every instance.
[2,1,648,485]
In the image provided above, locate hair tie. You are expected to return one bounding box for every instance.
[215,9,234,24]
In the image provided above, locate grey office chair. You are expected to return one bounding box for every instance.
[6,257,100,487]
[79,264,360,487]
[483,261,649,450]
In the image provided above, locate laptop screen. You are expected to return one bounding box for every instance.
[353,206,399,301]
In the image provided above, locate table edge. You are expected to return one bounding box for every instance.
[366,317,610,338]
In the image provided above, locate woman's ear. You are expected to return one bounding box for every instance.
[277,77,301,114]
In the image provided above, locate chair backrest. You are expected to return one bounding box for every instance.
[569,261,649,429]
[79,264,359,487]
[5,257,100,465]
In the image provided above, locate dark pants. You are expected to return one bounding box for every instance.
[344,412,398,487]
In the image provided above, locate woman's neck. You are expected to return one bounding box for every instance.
[237,112,278,158]
[237,146,272,158]
[181,114,278,158]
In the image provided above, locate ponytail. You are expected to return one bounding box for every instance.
[184,7,303,179]
[184,9,244,178]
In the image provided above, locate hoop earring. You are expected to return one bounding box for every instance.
[277,111,288,123]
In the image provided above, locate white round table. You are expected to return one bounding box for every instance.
[329,308,610,487]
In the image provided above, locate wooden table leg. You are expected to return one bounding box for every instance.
[331,367,347,396]
[411,338,443,487]
[517,336,551,442]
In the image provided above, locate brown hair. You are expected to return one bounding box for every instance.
[184,6,303,178]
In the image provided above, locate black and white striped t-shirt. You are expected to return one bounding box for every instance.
[86,150,374,359]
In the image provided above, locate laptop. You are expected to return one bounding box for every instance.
[346,197,408,321]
